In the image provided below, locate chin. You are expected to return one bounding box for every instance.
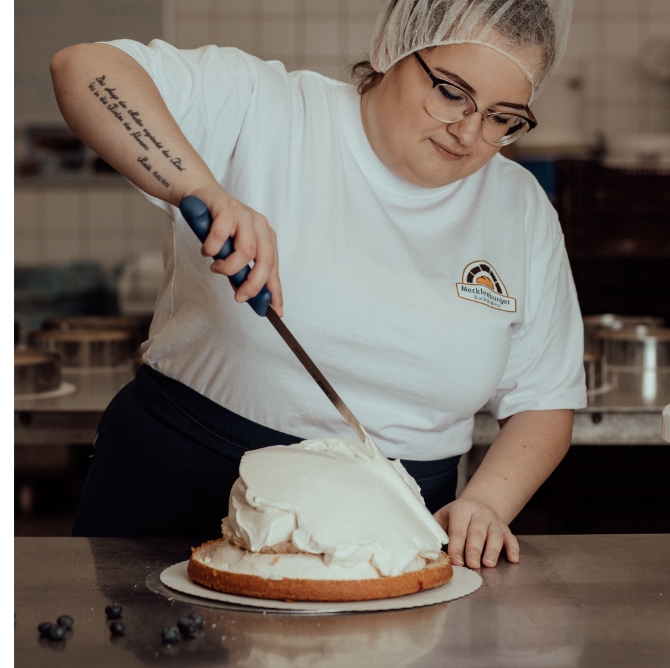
[414,161,471,188]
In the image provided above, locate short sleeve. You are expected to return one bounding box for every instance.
[101,39,256,183]
[486,230,587,419]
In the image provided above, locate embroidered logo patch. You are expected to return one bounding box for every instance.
[456,261,517,312]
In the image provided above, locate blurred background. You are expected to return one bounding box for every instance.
[14,0,670,536]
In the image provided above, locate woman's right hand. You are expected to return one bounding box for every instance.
[189,185,283,317]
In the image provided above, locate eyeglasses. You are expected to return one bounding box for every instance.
[413,52,537,147]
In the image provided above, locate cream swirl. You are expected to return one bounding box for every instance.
[227,432,448,577]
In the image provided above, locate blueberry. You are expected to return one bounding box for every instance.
[187,612,204,629]
[57,615,74,630]
[177,617,197,637]
[105,604,123,619]
[38,622,52,637]
[109,621,125,636]
[48,624,67,640]
[161,626,180,644]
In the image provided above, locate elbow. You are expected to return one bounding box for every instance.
[50,44,83,81]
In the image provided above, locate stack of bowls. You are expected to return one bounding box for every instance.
[582,315,665,396]
[598,326,670,404]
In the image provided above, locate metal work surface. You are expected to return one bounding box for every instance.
[14,368,670,446]
[15,536,670,667]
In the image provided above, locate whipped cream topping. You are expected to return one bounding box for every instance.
[227,432,448,578]
[195,540,427,581]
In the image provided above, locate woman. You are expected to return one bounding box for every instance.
[51,0,584,570]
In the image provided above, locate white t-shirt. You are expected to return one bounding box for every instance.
[106,39,587,461]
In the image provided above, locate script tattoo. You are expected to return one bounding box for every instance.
[87,74,187,186]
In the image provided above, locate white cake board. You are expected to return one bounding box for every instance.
[159,560,482,614]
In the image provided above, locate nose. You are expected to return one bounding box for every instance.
[446,111,481,147]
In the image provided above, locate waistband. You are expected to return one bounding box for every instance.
[132,364,303,460]
[132,364,461,477]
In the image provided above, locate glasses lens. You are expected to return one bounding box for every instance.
[482,113,530,145]
[426,84,475,123]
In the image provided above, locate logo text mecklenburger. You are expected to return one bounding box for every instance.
[455,283,517,312]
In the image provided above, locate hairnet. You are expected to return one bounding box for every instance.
[370,0,573,100]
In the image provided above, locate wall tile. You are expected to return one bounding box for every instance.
[130,192,169,239]
[43,190,82,233]
[14,191,39,232]
[309,60,345,80]
[175,19,213,49]
[259,0,296,14]
[603,103,640,135]
[605,0,640,18]
[43,232,84,266]
[175,0,212,15]
[14,235,38,266]
[604,62,644,102]
[86,189,126,237]
[347,20,376,60]
[217,18,256,52]
[566,20,599,59]
[87,234,130,269]
[261,19,298,58]
[346,0,385,16]
[305,18,340,58]
[605,19,641,58]
[304,0,343,15]
[573,0,599,19]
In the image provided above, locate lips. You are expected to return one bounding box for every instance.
[429,138,467,161]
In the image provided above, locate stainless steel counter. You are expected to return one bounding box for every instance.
[14,535,670,667]
[14,368,669,446]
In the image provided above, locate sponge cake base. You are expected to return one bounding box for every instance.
[188,538,453,602]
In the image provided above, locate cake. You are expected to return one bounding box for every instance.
[188,432,452,602]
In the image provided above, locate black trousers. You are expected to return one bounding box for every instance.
[73,365,461,537]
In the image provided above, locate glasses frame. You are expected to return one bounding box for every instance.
[413,52,537,147]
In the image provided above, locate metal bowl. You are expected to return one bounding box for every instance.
[583,352,604,393]
[33,329,133,369]
[598,327,670,404]
[42,315,151,354]
[14,350,61,395]
[583,314,664,356]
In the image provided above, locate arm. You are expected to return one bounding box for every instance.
[434,408,573,568]
[50,43,282,313]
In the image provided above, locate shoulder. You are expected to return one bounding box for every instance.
[482,153,562,241]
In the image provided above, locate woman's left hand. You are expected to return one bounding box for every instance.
[433,499,520,569]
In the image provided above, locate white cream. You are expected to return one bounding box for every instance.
[226,432,448,578]
[194,539,427,581]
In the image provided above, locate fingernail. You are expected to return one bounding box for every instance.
[237,295,249,303]
[484,557,495,566]
[453,557,464,566]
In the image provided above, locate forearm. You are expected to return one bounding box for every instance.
[50,43,218,206]
[459,409,574,524]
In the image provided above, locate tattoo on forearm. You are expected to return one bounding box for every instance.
[88,74,187,186]
[137,156,170,187]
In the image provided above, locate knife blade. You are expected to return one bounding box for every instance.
[179,195,367,443]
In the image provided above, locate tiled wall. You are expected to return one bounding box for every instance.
[165,0,386,82]
[165,0,670,141]
[565,0,670,139]
[14,186,165,270]
[14,0,670,268]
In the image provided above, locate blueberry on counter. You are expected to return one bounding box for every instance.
[109,621,126,637]
[161,627,180,644]
[177,617,197,638]
[57,615,74,629]
[187,613,204,629]
[48,625,67,640]
[38,622,52,637]
[105,604,123,619]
